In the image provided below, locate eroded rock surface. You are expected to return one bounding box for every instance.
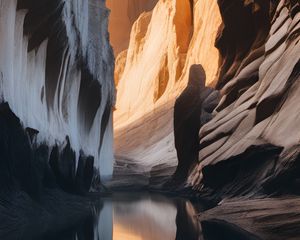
[0,0,114,236]
[185,1,300,238]
[189,0,300,198]
[0,0,115,180]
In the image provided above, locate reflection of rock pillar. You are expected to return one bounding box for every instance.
[175,199,202,240]
[97,200,113,240]
[76,215,94,240]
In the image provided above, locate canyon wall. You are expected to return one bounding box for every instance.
[189,0,300,197]
[114,0,221,126]
[185,1,300,238]
[0,0,115,194]
[112,0,222,179]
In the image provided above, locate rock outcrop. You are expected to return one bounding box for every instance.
[199,197,300,240]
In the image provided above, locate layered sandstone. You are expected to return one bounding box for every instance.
[182,1,300,239]
[189,0,300,198]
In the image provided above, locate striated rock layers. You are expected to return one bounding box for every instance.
[189,0,300,199]
[184,0,300,239]
[113,0,222,181]
[0,0,115,195]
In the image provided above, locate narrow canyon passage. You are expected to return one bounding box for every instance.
[0,0,299,239]
[107,0,222,188]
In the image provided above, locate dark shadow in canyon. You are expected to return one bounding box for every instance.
[172,64,220,184]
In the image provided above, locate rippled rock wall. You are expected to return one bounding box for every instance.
[0,0,115,193]
[189,0,300,198]
[186,1,300,238]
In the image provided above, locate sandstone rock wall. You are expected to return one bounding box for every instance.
[189,0,300,199]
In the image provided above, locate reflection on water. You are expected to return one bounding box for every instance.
[39,193,202,240]
[111,194,177,240]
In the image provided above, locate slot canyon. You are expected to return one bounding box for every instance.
[0,0,299,239]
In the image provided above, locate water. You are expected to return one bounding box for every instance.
[39,193,202,240]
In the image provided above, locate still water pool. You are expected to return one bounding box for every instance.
[40,193,202,240]
[99,193,201,240]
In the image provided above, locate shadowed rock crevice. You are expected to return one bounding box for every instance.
[20,0,69,108]
[255,59,300,124]
[262,148,300,195]
[201,144,283,198]
[78,66,102,132]
[215,0,272,89]
[0,102,100,238]
[154,55,169,102]
[0,102,95,196]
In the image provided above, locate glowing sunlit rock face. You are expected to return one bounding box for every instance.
[0,0,115,180]
[111,0,221,171]
[115,0,192,126]
[114,0,221,125]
